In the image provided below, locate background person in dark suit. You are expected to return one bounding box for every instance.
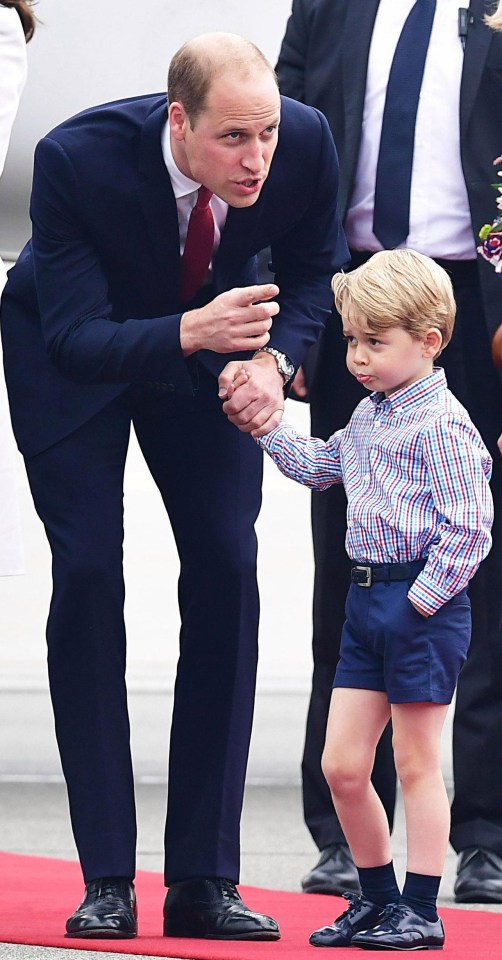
[276,0,502,903]
[0,31,347,939]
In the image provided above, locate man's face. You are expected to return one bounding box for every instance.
[169,70,281,207]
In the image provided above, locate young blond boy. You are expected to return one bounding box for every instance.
[253,250,493,950]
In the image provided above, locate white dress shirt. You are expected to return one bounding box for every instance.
[345,0,476,259]
[161,121,228,267]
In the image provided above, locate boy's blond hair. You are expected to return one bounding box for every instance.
[331,249,456,357]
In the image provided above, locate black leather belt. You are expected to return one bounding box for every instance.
[351,560,425,588]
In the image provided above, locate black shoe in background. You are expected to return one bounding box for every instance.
[65,877,137,938]
[163,877,280,940]
[454,848,502,903]
[302,843,360,895]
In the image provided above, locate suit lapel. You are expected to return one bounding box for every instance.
[340,0,380,216]
[214,185,266,277]
[137,101,182,293]
[460,0,493,138]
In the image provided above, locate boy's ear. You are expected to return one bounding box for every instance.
[422,327,443,358]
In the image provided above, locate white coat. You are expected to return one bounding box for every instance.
[0,4,26,575]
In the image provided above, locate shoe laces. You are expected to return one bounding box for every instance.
[87,878,132,901]
[337,892,367,921]
[217,879,242,904]
[379,902,408,927]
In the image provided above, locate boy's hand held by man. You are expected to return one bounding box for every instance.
[219,354,285,436]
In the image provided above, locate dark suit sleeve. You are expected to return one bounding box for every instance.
[30,136,194,389]
[275,0,312,100]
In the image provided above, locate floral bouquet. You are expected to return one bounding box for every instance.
[478,156,502,368]
[478,155,502,273]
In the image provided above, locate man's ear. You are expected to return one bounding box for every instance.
[422,327,443,358]
[168,101,188,141]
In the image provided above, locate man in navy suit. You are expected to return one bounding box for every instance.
[276,0,502,906]
[1,32,347,939]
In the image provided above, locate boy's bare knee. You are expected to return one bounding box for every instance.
[322,751,369,800]
[394,740,438,787]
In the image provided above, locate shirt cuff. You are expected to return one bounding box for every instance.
[254,420,290,449]
[408,574,452,616]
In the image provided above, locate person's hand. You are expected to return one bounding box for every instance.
[224,367,251,400]
[409,598,430,618]
[179,284,280,356]
[289,364,308,399]
[492,323,502,368]
[497,432,502,457]
[218,354,285,437]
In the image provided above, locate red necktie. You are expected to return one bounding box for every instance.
[180,186,215,303]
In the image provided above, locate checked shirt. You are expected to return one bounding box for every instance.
[258,368,493,616]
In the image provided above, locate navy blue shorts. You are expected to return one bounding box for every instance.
[333,573,471,704]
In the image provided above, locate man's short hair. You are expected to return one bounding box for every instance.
[168,33,277,128]
[331,249,456,356]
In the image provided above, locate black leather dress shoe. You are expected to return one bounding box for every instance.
[352,902,445,951]
[309,892,382,947]
[302,843,360,895]
[65,878,137,938]
[163,877,280,940]
[454,848,502,903]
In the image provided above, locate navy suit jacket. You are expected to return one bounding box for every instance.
[276,0,502,366]
[1,93,347,457]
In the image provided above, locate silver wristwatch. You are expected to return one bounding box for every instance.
[253,347,295,384]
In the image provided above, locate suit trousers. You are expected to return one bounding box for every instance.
[303,250,502,855]
[442,272,502,855]
[24,365,263,885]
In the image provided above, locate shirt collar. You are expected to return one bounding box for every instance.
[160,121,201,199]
[370,367,448,411]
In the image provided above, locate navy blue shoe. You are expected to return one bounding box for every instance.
[309,892,382,947]
[352,901,445,950]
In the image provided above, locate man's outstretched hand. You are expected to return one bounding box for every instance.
[180,284,280,355]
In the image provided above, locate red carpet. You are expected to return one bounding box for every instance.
[1,852,501,958]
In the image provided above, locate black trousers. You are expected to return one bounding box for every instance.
[303,252,502,854]
[24,367,263,885]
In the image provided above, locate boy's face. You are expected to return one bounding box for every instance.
[342,301,440,397]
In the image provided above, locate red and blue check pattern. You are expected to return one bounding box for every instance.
[258,369,493,616]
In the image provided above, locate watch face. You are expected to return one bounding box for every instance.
[259,347,294,381]
[280,357,294,380]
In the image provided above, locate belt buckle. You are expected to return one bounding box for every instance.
[353,564,372,587]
